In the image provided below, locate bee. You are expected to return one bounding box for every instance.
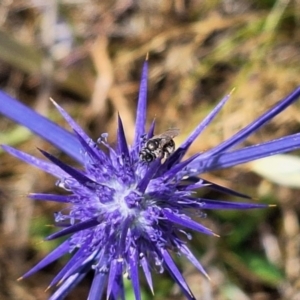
[139,128,180,163]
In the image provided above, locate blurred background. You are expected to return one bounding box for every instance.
[0,0,300,299]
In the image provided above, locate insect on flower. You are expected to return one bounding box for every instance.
[1,59,300,300]
[139,128,180,163]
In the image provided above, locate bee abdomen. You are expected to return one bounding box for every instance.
[162,140,175,158]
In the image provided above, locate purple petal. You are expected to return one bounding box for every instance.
[49,267,89,300]
[45,217,99,240]
[0,91,82,162]
[187,133,300,175]
[48,243,92,288]
[163,209,216,236]
[161,249,196,300]
[20,240,70,279]
[179,244,210,279]
[73,130,105,163]
[107,260,118,298]
[38,148,98,188]
[133,61,148,152]
[178,92,231,157]
[178,178,208,191]
[147,119,156,139]
[111,271,125,300]
[199,198,268,210]
[163,92,231,172]
[129,250,141,300]
[201,86,300,159]
[140,256,153,294]
[50,99,90,146]
[88,271,107,300]
[137,159,161,192]
[161,153,199,181]
[29,193,73,203]
[117,114,129,157]
[203,178,251,199]
[2,145,66,177]
[116,218,131,258]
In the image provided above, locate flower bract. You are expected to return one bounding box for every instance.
[1,61,300,300]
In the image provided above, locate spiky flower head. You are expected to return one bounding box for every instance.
[1,61,300,300]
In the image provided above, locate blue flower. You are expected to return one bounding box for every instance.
[1,61,300,300]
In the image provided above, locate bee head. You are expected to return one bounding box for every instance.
[139,149,155,163]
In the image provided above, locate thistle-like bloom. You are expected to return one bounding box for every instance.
[1,61,300,300]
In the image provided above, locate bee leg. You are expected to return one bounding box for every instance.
[163,144,175,158]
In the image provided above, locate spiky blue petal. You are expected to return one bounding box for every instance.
[179,244,210,279]
[0,91,82,162]
[2,145,65,177]
[186,132,300,175]
[49,265,91,300]
[165,91,231,169]
[28,193,73,203]
[20,240,70,279]
[107,260,119,298]
[162,250,196,300]
[140,256,154,294]
[48,243,94,288]
[88,271,107,300]
[117,114,130,157]
[200,86,300,160]
[163,209,216,236]
[147,119,156,139]
[45,217,99,240]
[129,250,142,300]
[133,61,148,153]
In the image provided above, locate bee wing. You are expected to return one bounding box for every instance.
[160,128,180,139]
[150,128,180,147]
